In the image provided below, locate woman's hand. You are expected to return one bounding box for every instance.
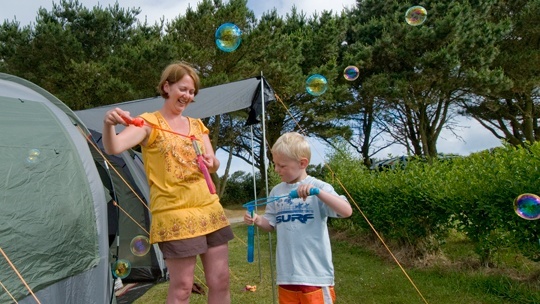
[104,107,132,126]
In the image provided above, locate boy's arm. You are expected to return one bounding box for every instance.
[317,190,353,218]
[243,213,274,232]
[295,183,353,218]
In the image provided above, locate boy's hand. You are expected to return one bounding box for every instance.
[244,211,258,225]
[295,184,319,200]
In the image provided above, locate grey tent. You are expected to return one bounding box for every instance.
[74,76,275,283]
[76,76,275,131]
[90,129,165,283]
[0,73,116,303]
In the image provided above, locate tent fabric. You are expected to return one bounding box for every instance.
[90,130,164,282]
[75,76,275,132]
[0,73,115,304]
[246,76,276,125]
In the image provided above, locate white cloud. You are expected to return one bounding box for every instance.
[128,0,194,25]
[0,0,356,26]
[374,116,503,158]
[247,0,356,17]
[0,0,196,26]
[436,117,502,155]
[0,1,47,25]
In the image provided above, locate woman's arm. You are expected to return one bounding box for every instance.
[201,133,220,173]
[102,108,148,155]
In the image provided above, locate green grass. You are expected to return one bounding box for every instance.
[134,223,540,304]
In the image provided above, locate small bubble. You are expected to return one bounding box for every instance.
[112,259,131,279]
[405,6,427,26]
[306,74,328,96]
[343,66,360,81]
[26,149,41,164]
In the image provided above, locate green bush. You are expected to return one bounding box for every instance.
[219,171,260,207]
[326,143,540,263]
[329,152,453,255]
[447,144,540,263]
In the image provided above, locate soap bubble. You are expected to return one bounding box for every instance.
[306,74,328,96]
[215,23,242,52]
[405,6,427,26]
[112,259,131,279]
[514,194,540,220]
[343,66,360,81]
[26,149,41,164]
[130,235,151,257]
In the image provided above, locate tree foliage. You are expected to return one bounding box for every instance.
[346,0,512,158]
[0,0,170,109]
[461,0,540,147]
[0,0,538,175]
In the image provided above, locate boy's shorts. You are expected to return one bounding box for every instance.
[158,226,234,259]
[278,285,336,304]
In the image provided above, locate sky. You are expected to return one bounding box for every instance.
[0,0,503,173]
[0,0,357,26]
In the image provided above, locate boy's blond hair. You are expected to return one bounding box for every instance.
[271,132,311,162]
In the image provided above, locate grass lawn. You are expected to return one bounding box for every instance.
[134,219,540,304]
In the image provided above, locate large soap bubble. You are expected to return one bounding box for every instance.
[514,193,540,220]
[130,235,151,257]
[215,23,242,52]
[306,74,328,96]
[405,6,427,26]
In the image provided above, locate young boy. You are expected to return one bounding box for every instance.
[244,132,353,304]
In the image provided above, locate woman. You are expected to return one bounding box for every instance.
[102,61,233,304]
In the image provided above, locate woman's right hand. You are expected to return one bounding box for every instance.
[102,107,147,155]
[104,107,131,126]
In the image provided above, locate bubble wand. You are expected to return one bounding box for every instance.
[122,116,190,138]
[243,188,320,263]
[246,204,255,263]
[122,116,216,194]
[192,139,217,194]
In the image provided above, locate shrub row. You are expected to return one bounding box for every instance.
[327,143,540,263]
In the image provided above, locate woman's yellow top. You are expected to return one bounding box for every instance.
[139,112,229,244]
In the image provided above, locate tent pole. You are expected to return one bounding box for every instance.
[249,126,264,282]
[103,160,120,304]
[260,72,277,304]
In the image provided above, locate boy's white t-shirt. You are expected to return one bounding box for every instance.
[263,175,348,286]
